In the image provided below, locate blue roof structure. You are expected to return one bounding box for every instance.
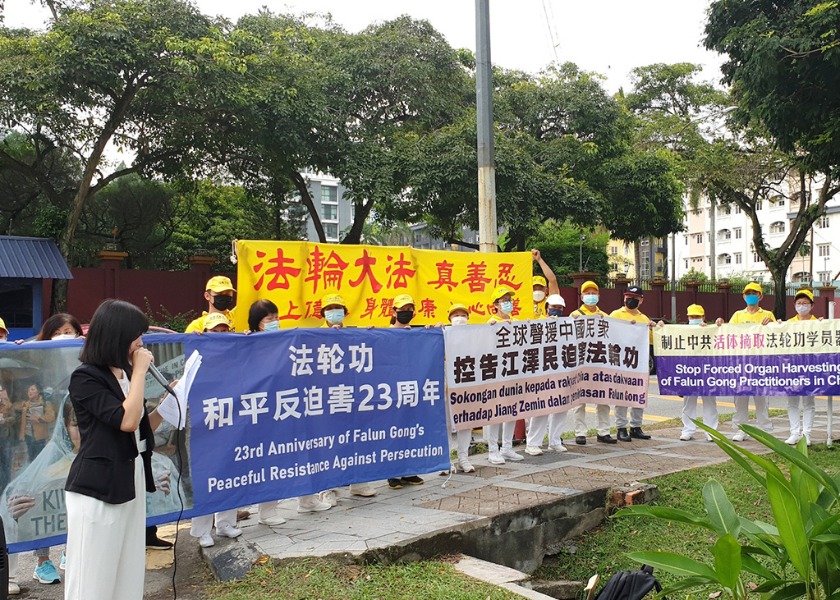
[0,235,73,279]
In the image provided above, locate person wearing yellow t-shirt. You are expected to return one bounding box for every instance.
[532,249,560,319]
[185,276,237,333]
[677,304,719,441]
[609,286,653,442]
[569,281,614,445]
[485,287,525,464]
[784,289,820,446]
[714,282,775,441]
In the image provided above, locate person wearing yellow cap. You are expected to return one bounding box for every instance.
[677,304,719,441]
[715,282,775,441]
[525,294,569,456]
[0,316,9,342]
[609,286,653,442]
[532,249,560,318]
[185,276,237,333]
[569,281,613,445]
[784,289,820,446]
[444,304,476,473]
[484,287,526,464]
[386,294,425,488]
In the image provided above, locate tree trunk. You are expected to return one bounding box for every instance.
[771,270,787,321]
[290,172,326,243]
[342,199,375,244]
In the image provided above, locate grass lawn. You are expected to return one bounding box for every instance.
[206,557,523,600]
[534,443,840,590]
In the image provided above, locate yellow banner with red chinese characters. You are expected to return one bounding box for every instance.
[235,241,533,330]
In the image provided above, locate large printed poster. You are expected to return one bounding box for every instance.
[234,240,533,330]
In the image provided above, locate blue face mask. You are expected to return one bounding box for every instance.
[582,294,599,307]
[744,294,760,306]
[262,320,279,332]
[499,300,514,315]
[548,308,564,317]
[324,308,345,325]
[688,318,703,326]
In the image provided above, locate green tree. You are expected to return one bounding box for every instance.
[525,220,609,286]
[704,0,840,173]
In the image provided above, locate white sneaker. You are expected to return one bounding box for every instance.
[259,514,287,526]
[706,434,714,442]
[524,445,543,456]
[679,433,693,441]
[785,433,802,445]
[216,523,242,538]
[8,580,21,595]
[198,533,215,548]
[320,489,338,506]
[458,458,475,472]
[732,431,747,442]
[297,497,332,513]
[500,448,524,461]
[804,433,812,446]
[349,483,377,497]
[488,452,505,465]
[549,443,568,453]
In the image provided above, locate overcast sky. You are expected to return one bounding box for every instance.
[5,0,725,94]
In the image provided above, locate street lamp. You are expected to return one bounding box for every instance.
[579,235,586,271]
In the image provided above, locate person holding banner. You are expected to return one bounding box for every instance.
[525,294,569,456]
[569,281,615,445]
[610,286,653,442]
[531,249,560,319]
[784,289,819,446]
[485,287,526,464]
[185,276,237,333]
[443,304,477,472]
[387,294,426,488]
[677,304,719,441]
[715,282,776,441]
[319,294,382,492]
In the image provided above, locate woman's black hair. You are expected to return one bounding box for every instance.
[37,313,83,341]
[80,299,149,373]
[248,299,279,332]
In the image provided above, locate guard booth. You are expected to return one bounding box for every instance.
[0,236,73,341]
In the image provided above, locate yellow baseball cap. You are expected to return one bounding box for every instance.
[490,286,515,303]
[321,293,346,311]
[581,280,599,293]
[203,312,231,330]
[448,303,469,318]
[686,304,705,317]
[206,275,236,293]
[393,294,415,309]
[532,275,547,288]
[795,289,814,302]
[743,282,762,294]
[0,317,7,334]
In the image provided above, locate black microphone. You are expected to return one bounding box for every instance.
[148,363,177,398]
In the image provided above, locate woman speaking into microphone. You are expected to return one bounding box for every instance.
[64,299,160,600]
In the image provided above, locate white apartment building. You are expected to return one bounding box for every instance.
[673,187,840,287]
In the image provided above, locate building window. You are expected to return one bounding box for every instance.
[718,253,731,265]
[694,233,703,244]
[720,205,731,215]
[734,205,741,214]
[734,228,742,239]
[323,223,339,240]
[624,243,630,255]
[321,186,337,203]
[818,244,830,257]
[610,246,618,256]
[769,221,785,234]
[718,229,731,240]
[818,215,829,228]
[734,252,742,264]
[753,252,762,263]
[684,236,688,245]
[321,203,337,220]
[819,271,831,283]
[684,259,688,269]
[756,200,763,211]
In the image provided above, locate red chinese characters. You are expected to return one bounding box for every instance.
[252,248,302,291]
[348,250,383,293]
[305,246,349,293]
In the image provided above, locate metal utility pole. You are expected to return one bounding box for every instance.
[475,0,497,254]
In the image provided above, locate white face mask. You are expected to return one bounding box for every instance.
[52,333,77,340]
[450,316,468,326]
[795,304,811,315]
[533,290,546,303]
[688,318,703,326]
[582,294,599,307]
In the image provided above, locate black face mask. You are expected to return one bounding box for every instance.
[212,294,234,311]
[395,310,414,325]
[548,308,564,317]
[624,297,640,310]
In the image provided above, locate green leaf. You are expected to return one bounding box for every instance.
[740,553,779,581]
[766,474,811,580]
[626,551,719,582]
[754,579,798,593]
[712,533,742,590]
[766,583,808,600]
[703,479,741,537]
[613,506,715,531]
[658,576,714,596]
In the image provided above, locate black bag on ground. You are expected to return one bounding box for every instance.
[594,565,662,600]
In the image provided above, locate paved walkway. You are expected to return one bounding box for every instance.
[222,413,820,569]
